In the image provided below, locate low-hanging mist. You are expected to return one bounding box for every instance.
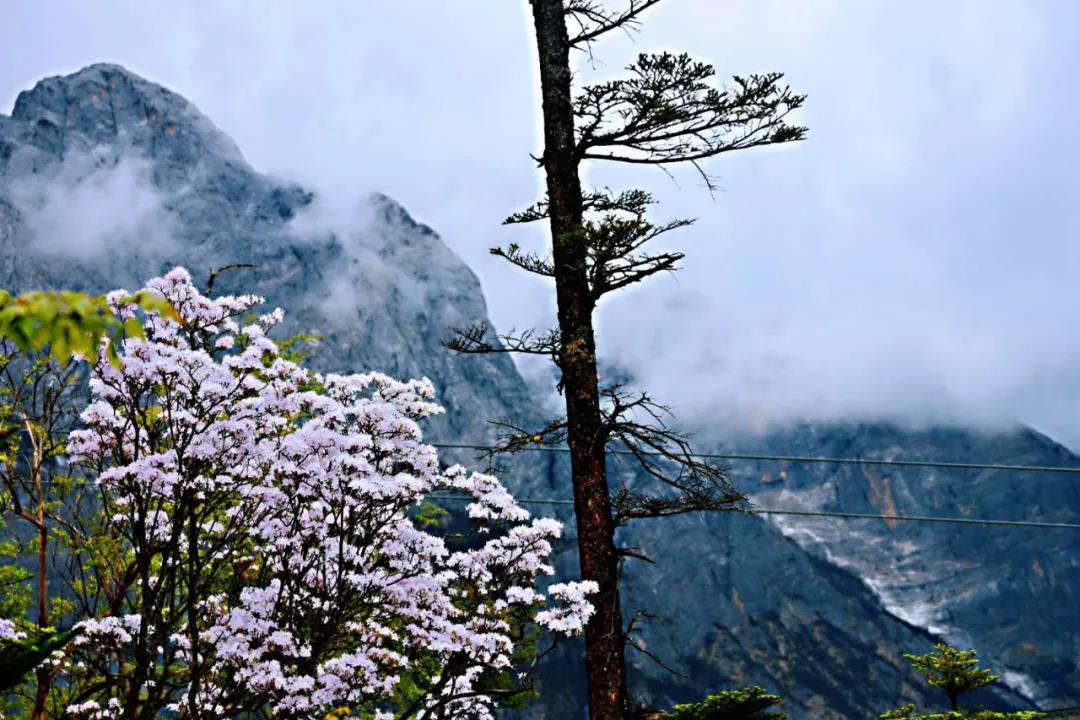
[2,0,1079,448]
[7,150,175,260]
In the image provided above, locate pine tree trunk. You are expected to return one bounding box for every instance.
[529,2,629,718]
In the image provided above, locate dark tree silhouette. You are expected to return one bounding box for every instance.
[448,3,805,718]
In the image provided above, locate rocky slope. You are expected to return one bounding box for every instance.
[0,64,1070,718]
[730,423,1080,709]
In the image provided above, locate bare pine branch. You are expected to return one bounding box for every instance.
[565,0,667,49]
[622,609,688,679]
[205,263,256,296]
[487,417,571,459]
[623,608,661,638]
[444,323,561,361]
[626,636,689,680]
[599,385,747,524]
[617,546,655,565]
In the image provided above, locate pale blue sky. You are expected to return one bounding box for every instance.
[4,1,1080,446]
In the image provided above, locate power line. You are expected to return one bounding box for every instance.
[24,442,1080,530]
[752,508,1080,530]
[37,478,1079,529]
[433,443,1080,475]
[432,442,1080,528]
[424,493,1080,530]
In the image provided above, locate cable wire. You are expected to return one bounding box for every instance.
[433,443,1080,475]
[424,494,1080,530]
[431,442,1080,527]
[26,443,1080,530]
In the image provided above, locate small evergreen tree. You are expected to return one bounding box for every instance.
[882,642,1045,720]
[905,643,999,711]
[663,687,786,720]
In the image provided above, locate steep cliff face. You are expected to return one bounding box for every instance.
[732,423,1080,709]
[0,64,1067,718]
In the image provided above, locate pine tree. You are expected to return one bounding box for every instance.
[664,686,786,720]
[448,2,806,718]
[905,643,999,711]
[882,642,1045,719]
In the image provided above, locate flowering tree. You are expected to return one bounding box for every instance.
[20,268,593,719]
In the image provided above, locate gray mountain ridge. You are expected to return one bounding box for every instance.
[0,63,1073,718]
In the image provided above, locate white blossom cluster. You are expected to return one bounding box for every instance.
[0,617,24,641]
[54,268,594,719]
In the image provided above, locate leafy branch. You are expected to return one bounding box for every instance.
[575,53,806,189]
[0,289,175,365]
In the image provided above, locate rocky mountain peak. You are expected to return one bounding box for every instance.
[8,63,246,170]
[0,63,531,449]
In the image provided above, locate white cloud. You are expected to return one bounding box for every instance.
[8,149,175,260]
[285,191,413,322]
[3,1,1080,446]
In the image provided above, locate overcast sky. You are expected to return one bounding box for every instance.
[4,1,1080,447]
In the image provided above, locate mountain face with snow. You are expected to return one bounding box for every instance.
[0,64,1075,718]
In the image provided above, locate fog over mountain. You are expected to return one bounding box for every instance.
[4,2,1080,448]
